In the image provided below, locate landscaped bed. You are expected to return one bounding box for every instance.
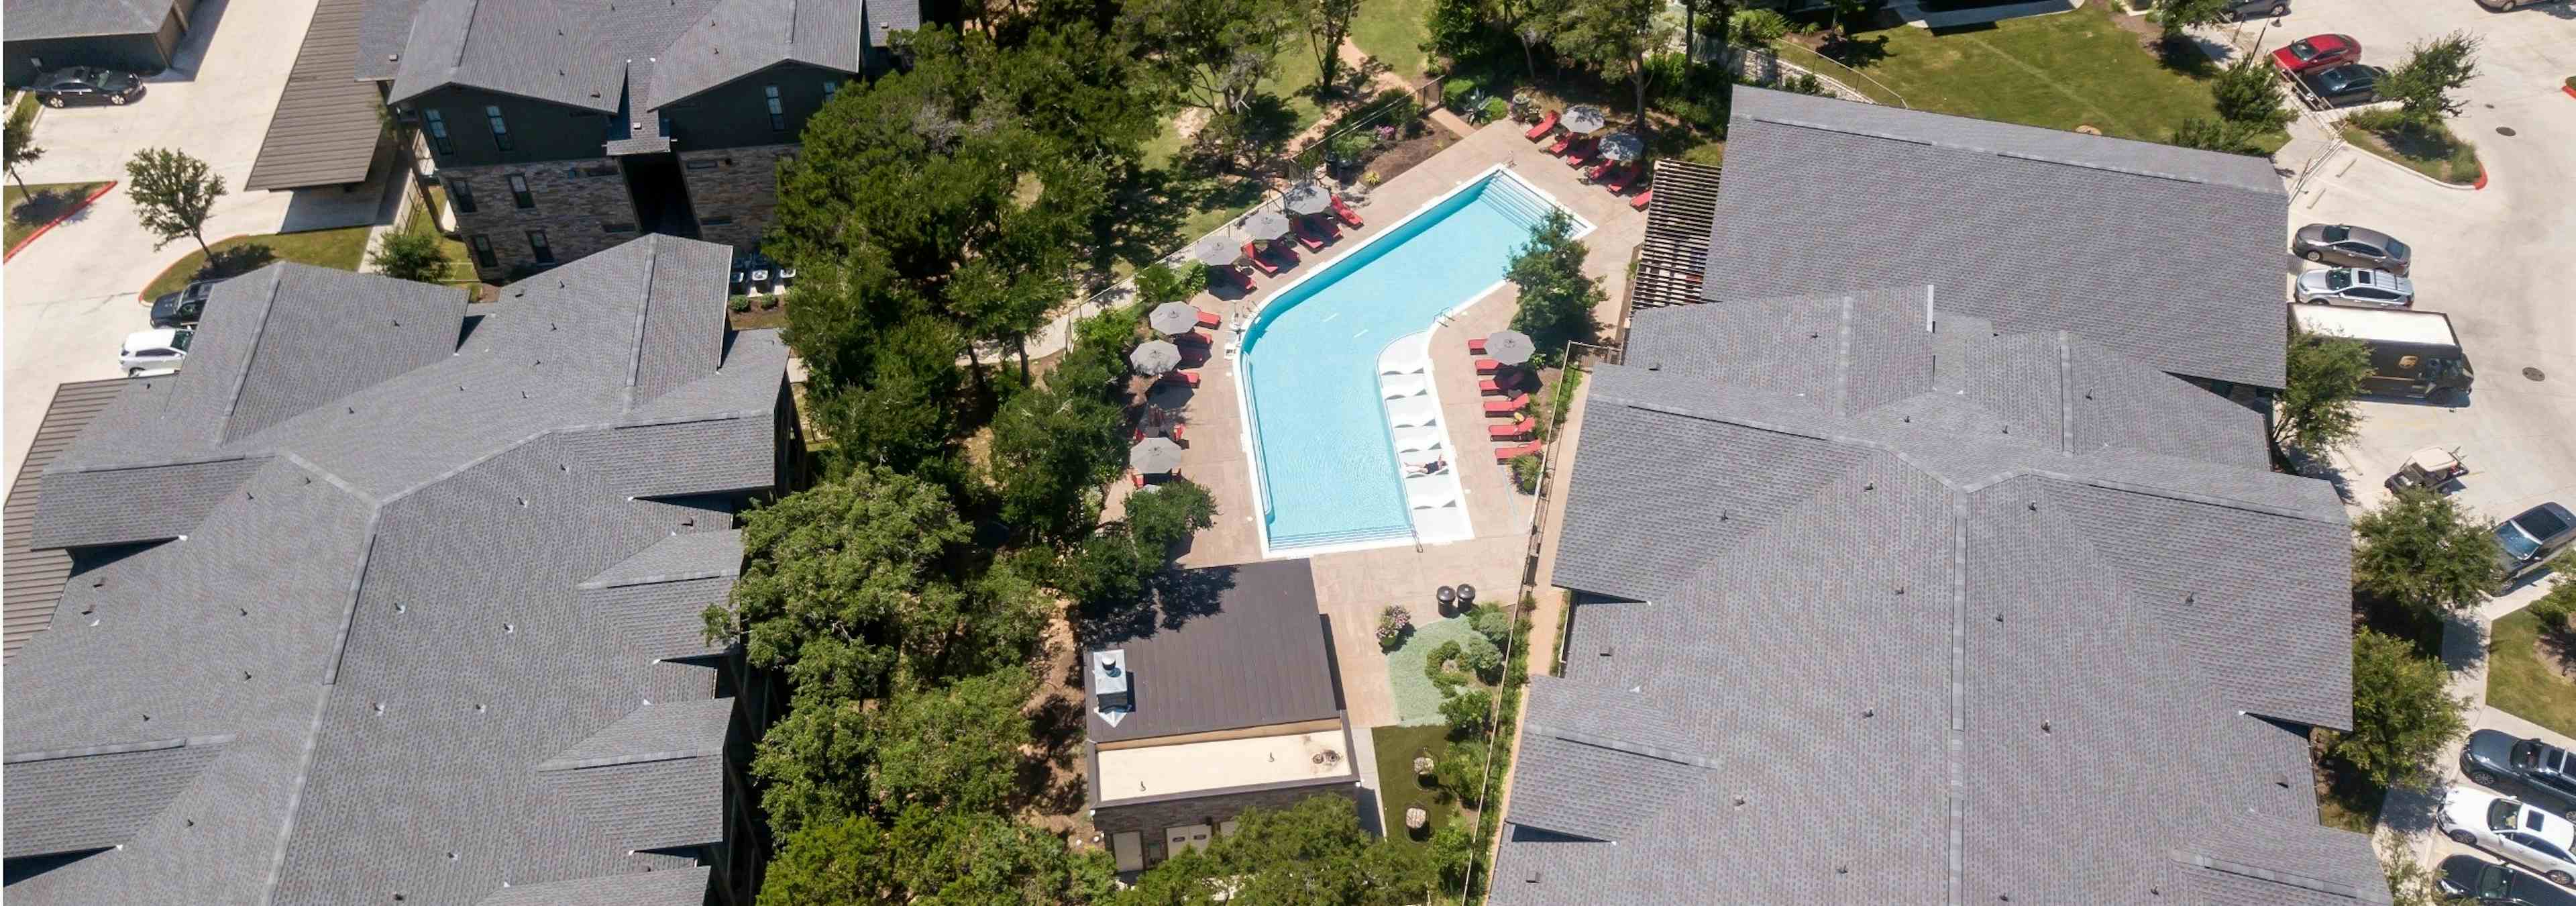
[140,225,374,299]
[2488,609,2576,738]
[1386,614,1487,725]
[2338,114,2482,186]
[5,181,110,252]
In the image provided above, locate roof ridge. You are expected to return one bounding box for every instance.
[4,734,235,763]
[217,268,288,435]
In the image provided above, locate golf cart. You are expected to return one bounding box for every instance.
[2385,446,2468,493]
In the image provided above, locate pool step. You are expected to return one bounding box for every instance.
[1271,523,1415,549]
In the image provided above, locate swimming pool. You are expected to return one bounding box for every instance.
[1238,168,1583,553]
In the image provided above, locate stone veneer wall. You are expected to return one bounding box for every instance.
[443,156,644,280]
[678,144,794,252]
[1092,781,1362,868]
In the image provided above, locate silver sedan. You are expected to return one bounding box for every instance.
[2295,266,2414,307]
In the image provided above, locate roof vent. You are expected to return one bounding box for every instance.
[1525,868,1542,884]
[1093,649,1132,718]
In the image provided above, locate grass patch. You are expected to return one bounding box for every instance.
[2339,117,2482,185]
[1801,3,2288,152]
[1350,0,1434,82]
[403,191,476,285]
[5,181,109,251]
[1142,42,1332,169]
[2488,609,2576,738]
[1385,615,1486,725]
[1371,723,1460,844]
[140,225,374,299]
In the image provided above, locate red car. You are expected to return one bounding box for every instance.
[2271,34,2361,74]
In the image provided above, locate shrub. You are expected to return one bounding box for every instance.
[2532,576,2576,632]
[730,295,753,313]
[2212,54,2294,131]
[1430,824,1478,889]
[1481,97,1509,123]
[1470,607,1512,649]
[1328,130,1374,165]
[2337,628,2469,791]
[1460,634,1503,683]
[369,230,450,283]
[1441,688,1494,738]
[1510,453,1542,493]
[1442,76,1481,111]
[1434,746,1490,807]
[1377,605,1414,652]
[1135,263,1207,307]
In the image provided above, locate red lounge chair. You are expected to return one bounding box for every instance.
[1132,473,1146,488]
[1547,133,1576,154]
[1466,338,1487,354]
[1330,195,1364,228]
[1483,397,1529,415]
[1630,190,1652,211]
[1194,309,1221,329]
[1243,242,1282,276]
[1159,370,1200,388]
[1494,440,1544,463]
[1525,109,1560,140]
[1313,215,1342,239]
[1564,139,1598,166]
[1602,165,1640,194]
[1489,418,1533,441]
[1475,358,1501,374]
[1290,217,1330,250]
[1587,159,1618,182]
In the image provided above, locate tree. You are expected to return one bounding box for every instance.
[368,230,449,283]
[2380,835,2476,906]
[125,148,225,257]
[1298,0,1364,97]
[863,668,1036,815]
[1126,0,1293,117]
[1441,687,1495,738]
[2352,487,2504,619]
[1135,262,1208,307]
[3,102,41,193]
[2335,629,2469,791]
[2159,0,2230,45]
[1825,0,1873,42]
[1504,209,1603,360]
[2383,32,2481,122]
[759,807,1116,905]
[811,315,969,473]
[1729,8,1790,54]
[987,308,1140,542]
[2270,324,2372,457]
[1556,0,1676,138]
[2169,117,2262,155]
[1122,797,1436,905]
[2211,53,2293,132]
[1486,0,1572,81]
[1127,479,1220,552]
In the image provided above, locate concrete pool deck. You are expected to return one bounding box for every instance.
[1110,119,1646,732]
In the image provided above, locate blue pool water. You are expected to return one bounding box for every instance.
[1242,171,1566,550]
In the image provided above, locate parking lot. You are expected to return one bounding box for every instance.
[2207,0,2576,882]
[1,0,390,493]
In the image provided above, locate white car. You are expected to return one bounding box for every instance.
[119,328,191,376]
[2445,788,2576,887]
[2294,266,2414,307]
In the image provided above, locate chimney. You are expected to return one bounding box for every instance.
[1092,650,1131,712]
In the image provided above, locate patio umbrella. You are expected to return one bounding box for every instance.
[1241,209,1293,241]
[1130,437,1183,475]
[1148,381,1195,410]
[1129,340,1182,376]
[1562,105,1609,136]
[1281,181,1333,215]
[1149,301,1202,337]
[1485,329,1536,365]
[1597,132,1644,163]
[1188,234,1240,266]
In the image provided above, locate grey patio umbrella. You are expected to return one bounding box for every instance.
[1149,301,1203,337]
[1189,234,1241,266]
[1130,437,1183,475]
[1597,132,1644,163]
[1562,105,1609,136]
[1485,329,1536,365]
[1281,181,1332,215]
[1147,381,1195,410]
[1241,209,1293,241]
[1129,340,1182,376]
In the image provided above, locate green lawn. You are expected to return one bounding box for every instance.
[1799,4,2288,152]
[5,181,109,252]
[2339,120,2481,185]
[1142,42,1333,168]
[140,224,374,299]
[2489,610,2576,738]
[1371,723,1460,844]
[1349,0,1434,82]
[405,191,478,285]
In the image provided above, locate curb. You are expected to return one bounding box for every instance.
[2563,83,2576,101]
[2340,138,2481,193]
[2474,170,2488,191]
[3,180,116,262]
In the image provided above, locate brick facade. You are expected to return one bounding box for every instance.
[1093,781,1362,868]
[443,156,644,280]
[678,144,794,252]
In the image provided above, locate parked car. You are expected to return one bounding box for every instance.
[2478,0,2565,11]
[2294,62,2387,108]
[2294,223,2412,274]
[2466,731,2576,819]
[118,328,191,376]
[26,68,145,107]
[2273,34,2361,74]
[2445,789,2576,887]
[2441,854,2576,905]
[2497,503,2576,583]
[2218,0,2288,19]
[148,280,219,328]
[2294,266,2414,307]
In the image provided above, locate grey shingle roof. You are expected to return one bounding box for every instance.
[863,0,917,46]
[1700,89,2290,389]
[0,0,177,41]
[1503,287,2375,904]
[477,865,712,906]
[650,0,867,108]
[3,738,228,858]
[582,577,733,661]
[1083,558,1342,744]
[388,0,624,110]
[5,235,786,905]
[581,529,743,588]
[27,458,269,550]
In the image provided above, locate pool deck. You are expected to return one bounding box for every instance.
[1113,120,1645,732]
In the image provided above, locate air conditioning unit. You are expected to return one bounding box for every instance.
[1093,649,1131,713]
